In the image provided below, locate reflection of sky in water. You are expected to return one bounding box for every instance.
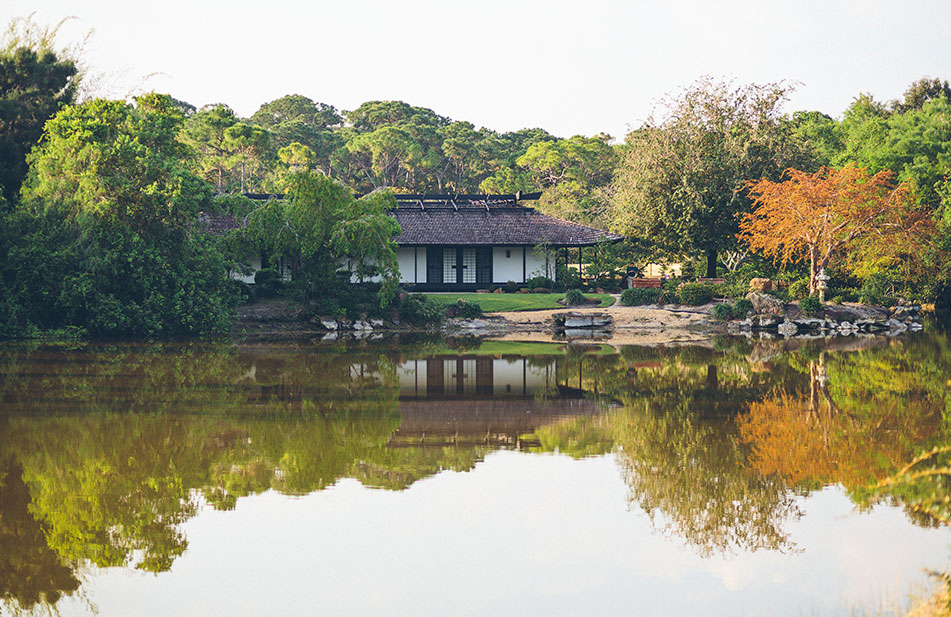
[56,451,948,617]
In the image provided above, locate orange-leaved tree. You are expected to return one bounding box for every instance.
[740,166,931,294]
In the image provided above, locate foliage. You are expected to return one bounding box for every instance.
[742,166,934,295]
[245,172,401,308]
[564,288,587,306]
[443,298,483,319]
[732,298,753,316]
[798,295,822,314]
[0,36,78,203]
[503,280,519,293]
[711,303,736,320]
[621,287,661,306]
[788,278,810,300]
[8,94,235,337]
[397,293,443,325]
[526,275,556,290]
[610,78,813,277]
[676,282,714,306]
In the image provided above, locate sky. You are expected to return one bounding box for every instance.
[7,0,951,139]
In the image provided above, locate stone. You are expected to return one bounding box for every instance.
[749,278,773,292]
[777,320,798,337]
[795,318,824,330]
[321,332,338,341]
[320,319,338,331]
[352,320,371,330]
[370,319,384,328]
[493,288,503,294]
[887,318,908,331]
[747,292,785,316]
[564,317,594,328]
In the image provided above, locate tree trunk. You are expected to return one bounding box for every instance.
[705,250,717,278]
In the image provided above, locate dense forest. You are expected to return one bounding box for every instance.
[2,17,950,337]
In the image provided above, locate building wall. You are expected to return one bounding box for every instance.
[396,247,426,284]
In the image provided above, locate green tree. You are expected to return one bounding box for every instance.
[224,121,270,193]
[610,78,810,277]
[245,170,402,307]
[0,23,79,204]
[182,103,239,192]
[11,93,235,336]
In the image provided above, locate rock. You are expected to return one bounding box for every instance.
[493,288,503,294]
[338,319,352,330]
[462,319,487,329]
[370,319,384,328]
[564,317,594,328]
[747,292,786,316]
[777,320,798,337]
[887,318,908,331]
[909,322,923,331]
[749,278,773,292]
[320,319,339,331]
[321,332,338,341]
[794,318,825,330]
[352,320,372,330]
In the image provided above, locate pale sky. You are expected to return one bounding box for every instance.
[8,0,951,139]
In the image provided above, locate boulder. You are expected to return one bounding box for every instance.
[370,319,384,329]
[777,320,798,337]
[747,292,785,316]
[320,318,339,331]
[749,278,773,292]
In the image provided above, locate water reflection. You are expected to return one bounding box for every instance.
[0,334,949,613]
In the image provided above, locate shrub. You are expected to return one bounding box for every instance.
[503,280,519,293]
[531,287,551,294]
[677,282,715,306]
[564,289,587,306]
[526,276,555,290]
[231,280,256,305]
[254,267,283,297]
[398,294,443,325]
[621,287,661,306]
[788,278,810,300]
[732,298,753,317]
[711,303,735,320]
[444,299,483,319]
[799,295,822,315]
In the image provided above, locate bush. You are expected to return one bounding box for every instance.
[526,276,555,290]
[788,278,810,300]
[398,294,443,325]
[677,282,715,306]
[711,303,735,320]
[254,267,283,297]
[444,299,484,319]
[531,287,551,294]
[799,295,822,315]
[621,287,661,306]
[564,289,587,306]
[503,280,519,293]
[732,298,753,317]
[232,280,256,305]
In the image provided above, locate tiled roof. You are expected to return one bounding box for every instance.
[392,205,622,247]
[200,200,623,247]
[198,212,245,234]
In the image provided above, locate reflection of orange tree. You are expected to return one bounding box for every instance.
[738,351,945,493]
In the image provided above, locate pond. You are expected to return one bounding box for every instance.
[1,332,949,616]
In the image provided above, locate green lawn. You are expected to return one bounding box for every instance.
[423,292,615,312]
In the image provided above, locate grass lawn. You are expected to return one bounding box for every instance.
[423,292,615,312]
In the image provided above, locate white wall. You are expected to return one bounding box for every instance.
[526,250,554,280]
[492,246,524,283]
[396,247,426,284]
[231,255,261,284]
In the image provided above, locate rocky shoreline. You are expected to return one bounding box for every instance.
[232,296,927,343]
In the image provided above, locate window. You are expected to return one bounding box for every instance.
[462,248,476,283]
[506,249,511,258]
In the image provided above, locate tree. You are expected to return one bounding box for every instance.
[11,93,235,336]
[892,77,951,113]
[0,21,79,204]
[610,78,811,277]
[245,170,401,307]
[223,122,269,193]
[741,166,932,294]
[517,134,618,224]
[182,104,238,192]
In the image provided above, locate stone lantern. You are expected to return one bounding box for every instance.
[815,268,830,302]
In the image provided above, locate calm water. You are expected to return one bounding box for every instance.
[1,332,950,616]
